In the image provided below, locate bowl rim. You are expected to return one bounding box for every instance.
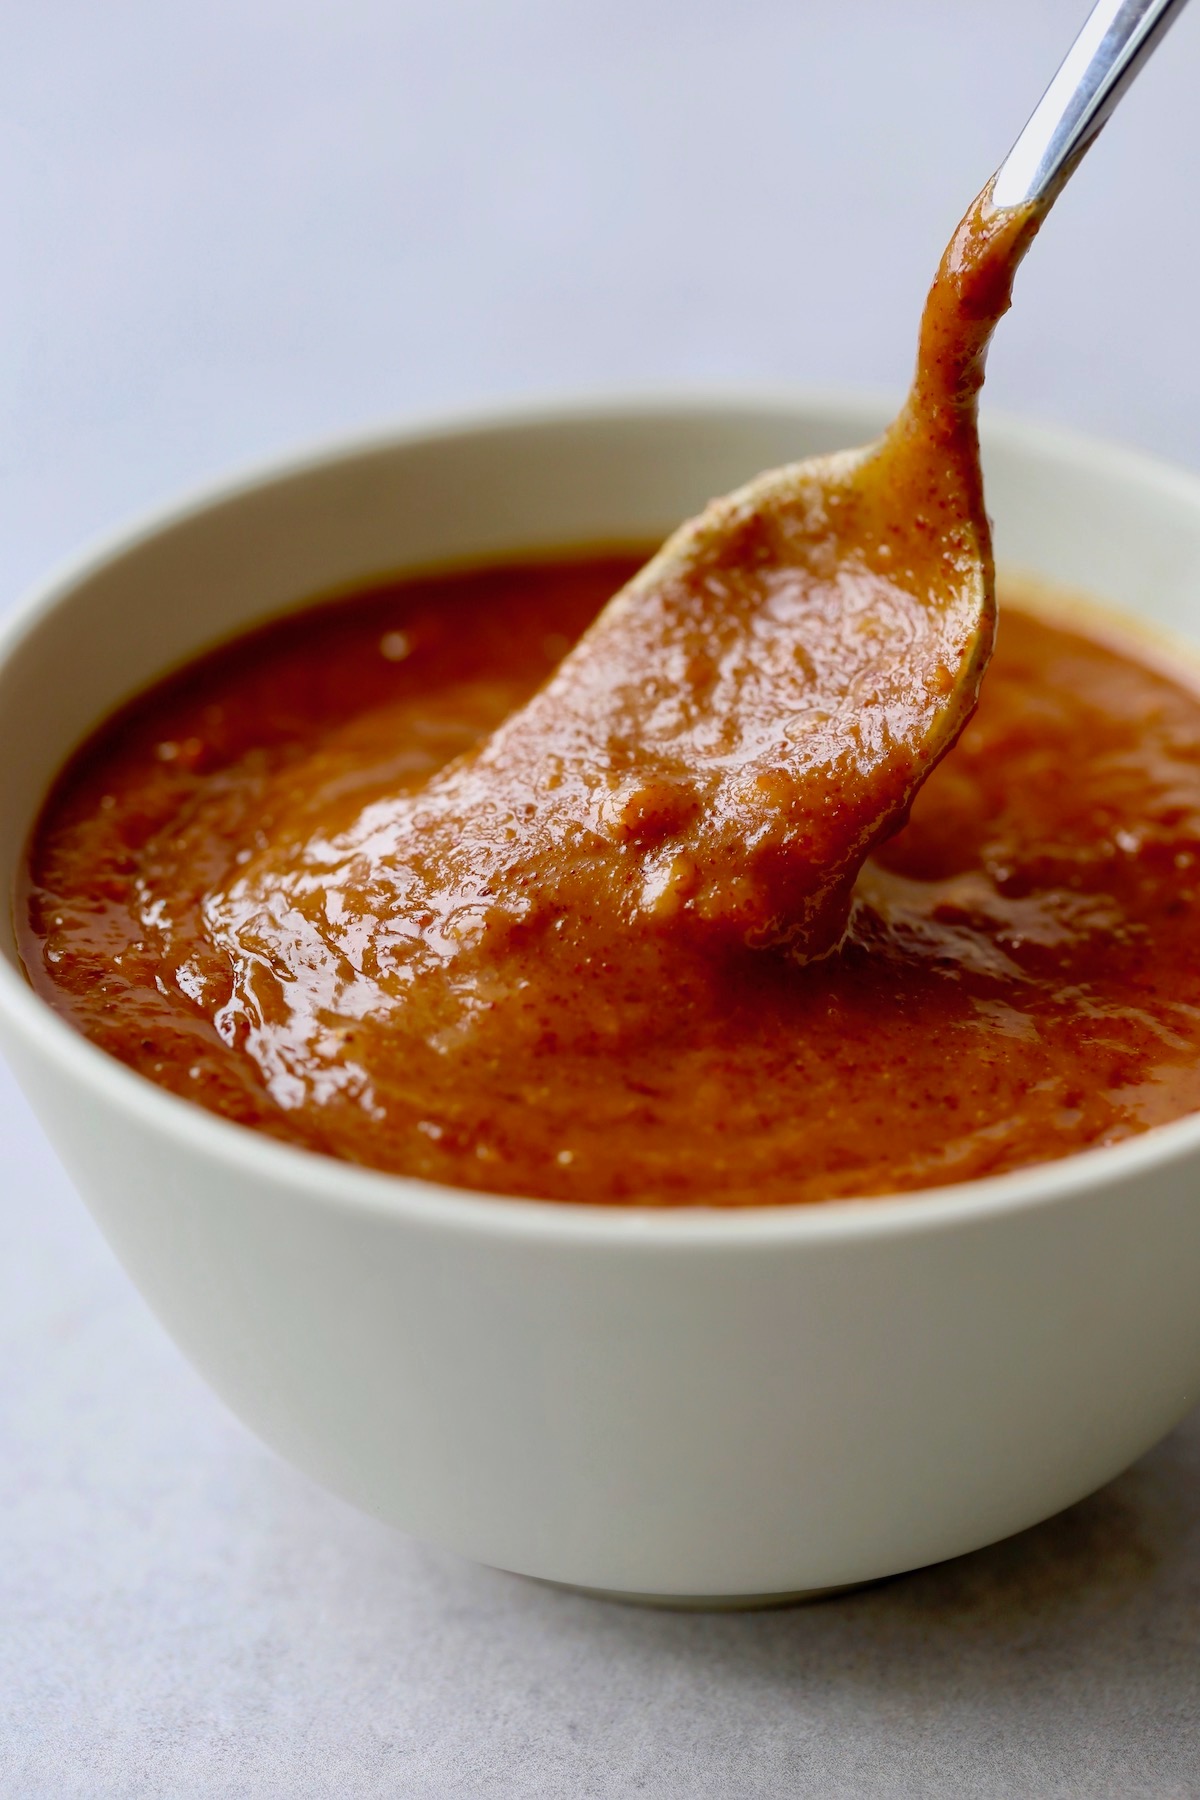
[5,384,1200,1249]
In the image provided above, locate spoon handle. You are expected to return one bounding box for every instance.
[992,0,1191,208]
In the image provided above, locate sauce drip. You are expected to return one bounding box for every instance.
[205,186,1043,1031]
[22,562,1200,1205]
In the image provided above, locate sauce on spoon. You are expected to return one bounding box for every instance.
[197,188,1043,1076]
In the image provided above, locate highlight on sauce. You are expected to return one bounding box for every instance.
[21,554,1200,1206]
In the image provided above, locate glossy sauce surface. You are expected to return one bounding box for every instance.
[22,557,1200,1205]
[184,189,1042,1035]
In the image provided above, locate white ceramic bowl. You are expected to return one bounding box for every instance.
[4,394,1200,1605]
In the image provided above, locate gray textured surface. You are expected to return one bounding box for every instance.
[5,1,1200,1792]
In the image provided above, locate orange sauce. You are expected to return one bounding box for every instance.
[21,557,1200,1205]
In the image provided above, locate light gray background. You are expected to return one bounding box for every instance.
[5,2,1200,1793]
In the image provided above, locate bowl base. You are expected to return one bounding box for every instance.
[530,1576,878,1611]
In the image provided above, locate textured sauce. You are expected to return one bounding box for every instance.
[21,558,1200,1205]
[291,196,1043,972]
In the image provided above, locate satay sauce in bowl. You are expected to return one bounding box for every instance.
[4,396,1200,1601]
